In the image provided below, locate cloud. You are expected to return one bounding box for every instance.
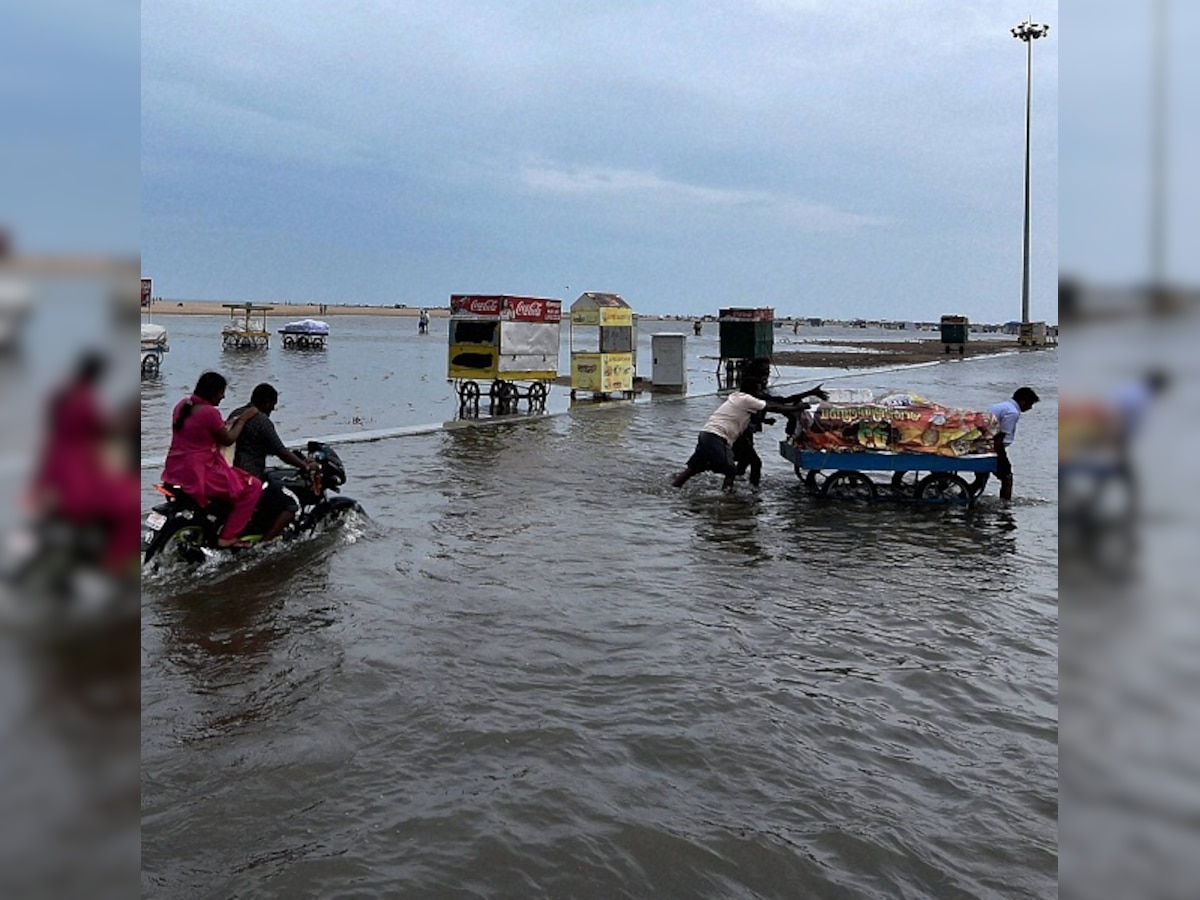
[519,161,889,232]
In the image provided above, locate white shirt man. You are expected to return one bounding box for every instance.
[989,387,1039,500]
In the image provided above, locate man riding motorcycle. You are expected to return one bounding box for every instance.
[225,382,318,543]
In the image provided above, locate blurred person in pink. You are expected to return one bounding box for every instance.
[161,371,262,549]
[30,351,141,573]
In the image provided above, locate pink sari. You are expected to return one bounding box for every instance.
[162,395,262,540]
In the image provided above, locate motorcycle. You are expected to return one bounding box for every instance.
[142,441,361,567]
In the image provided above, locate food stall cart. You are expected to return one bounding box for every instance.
[568,292,634,400]
[140,322,169,377]
[447,294,562,415]
[221,303,273,349]
[779,392,999,505]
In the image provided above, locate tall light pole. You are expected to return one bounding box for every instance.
[1011,19,1049,325]
[1150,0,1168,311]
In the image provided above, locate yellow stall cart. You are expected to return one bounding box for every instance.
[447,294,562,415]
[569,292,634,400]
[221,302,273,350]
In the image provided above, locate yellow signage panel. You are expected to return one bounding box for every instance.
[601,351,634,391]
[601,307,632,326]
[570,307,633,327]
[571,352,633,392]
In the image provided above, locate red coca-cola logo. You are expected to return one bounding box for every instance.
[513,299,543,319]
[452,295,502,315]
[506,297,562,322]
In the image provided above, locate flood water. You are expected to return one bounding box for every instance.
[141,314,1057,898]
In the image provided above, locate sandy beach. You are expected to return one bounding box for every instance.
[771,339,1025,369]
[146,300,442,318]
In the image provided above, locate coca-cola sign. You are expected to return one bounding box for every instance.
[450,295,503,315]
[507,297,562,323]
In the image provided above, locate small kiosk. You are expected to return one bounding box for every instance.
[569,292,634,400]
[222,303,273,349]
[447,294,562,415]
[939,314,968,354]
[718,307,773,388]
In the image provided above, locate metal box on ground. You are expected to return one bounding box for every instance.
[651,333,687,393]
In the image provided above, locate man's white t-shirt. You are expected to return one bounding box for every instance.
[989,398,1021,446]
[702,392,767,444]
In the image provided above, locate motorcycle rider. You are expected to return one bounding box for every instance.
[30,351,141,574]
[162,371,262,549]
[226,383,318,543]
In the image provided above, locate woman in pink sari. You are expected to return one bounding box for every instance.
[31,352,142,572]
[161,371,262,548]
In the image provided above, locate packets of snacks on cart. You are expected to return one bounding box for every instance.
[794,393,998,457]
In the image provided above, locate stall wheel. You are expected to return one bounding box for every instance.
[821,471,876,501]
[528,381,548,411]
[497,381,519,413]
[915,473,972,505]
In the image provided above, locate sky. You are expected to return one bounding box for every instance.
[140,1,1059,323]
[1060,0,1200,291]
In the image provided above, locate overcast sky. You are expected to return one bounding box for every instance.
[141,1,1059,322]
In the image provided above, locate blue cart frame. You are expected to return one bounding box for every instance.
[779,440,997,505]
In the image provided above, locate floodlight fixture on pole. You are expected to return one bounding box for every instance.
[1012,19,1049,325]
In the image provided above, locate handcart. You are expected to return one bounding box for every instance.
[140,322,169,377]
[448,294,561,416]
[279,318,330,349]
[780,442,996,505]
[222,303,273,349]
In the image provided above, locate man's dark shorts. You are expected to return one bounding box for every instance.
[996,450,1012,479]
[686,431,737,478]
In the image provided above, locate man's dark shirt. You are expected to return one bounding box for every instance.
[228,404,288,479]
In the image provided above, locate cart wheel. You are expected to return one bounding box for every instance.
[298,335,310,349]
[821,471,876,501]
[916,473,972,505]
[890,470,920,496]
[459,381,481,409]
[802,469,821,492]
[314,337,324,349]
[141,354,159,377]
[497,381,518,412]
[528,381,548,411]
[283,335,295,348]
